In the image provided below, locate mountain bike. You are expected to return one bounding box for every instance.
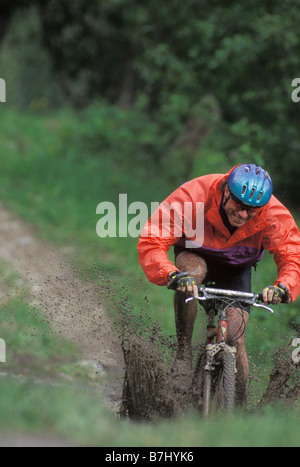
[186,287,273,416]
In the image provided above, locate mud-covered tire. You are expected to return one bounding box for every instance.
[213,349,236,413]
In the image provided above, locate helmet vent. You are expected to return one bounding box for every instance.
[257,191,263,201]
[249,187,256,199]
[242,185,247,195]
[245,167,250,173]
[256,167,260,175]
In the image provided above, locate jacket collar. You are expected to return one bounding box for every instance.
[206,173,268,245]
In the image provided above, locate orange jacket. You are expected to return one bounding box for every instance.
[138,169,300,302]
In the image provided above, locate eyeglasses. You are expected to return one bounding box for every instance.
[229,193,260,214]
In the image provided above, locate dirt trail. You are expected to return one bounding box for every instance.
[0,204,124,407]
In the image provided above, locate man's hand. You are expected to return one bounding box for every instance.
[262,283,290,305]
[167,271,198,298]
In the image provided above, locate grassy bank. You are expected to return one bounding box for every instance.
[1,377,299,447]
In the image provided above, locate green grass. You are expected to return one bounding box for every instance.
[0,261,82,380]
[0,378,299,447]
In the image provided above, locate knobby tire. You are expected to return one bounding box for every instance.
[201,348,236,416]
[213,349,236,413]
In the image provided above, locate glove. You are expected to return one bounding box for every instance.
[264,283,290,304]
[167,271,198,296]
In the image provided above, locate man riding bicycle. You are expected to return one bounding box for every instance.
[138,163,300,404]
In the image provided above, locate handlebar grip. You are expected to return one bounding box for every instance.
[257,293,263,302]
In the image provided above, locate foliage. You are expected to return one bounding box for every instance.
[33,1,300,203]
[1,1,300,205]
[0,6,64,111]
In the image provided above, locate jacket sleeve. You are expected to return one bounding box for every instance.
[137,235,179,286]
[262,198,300,302]
[137,189,187,286]
[137,178,206,286]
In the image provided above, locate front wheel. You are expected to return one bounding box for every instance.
[193,344,236,416]
[212,348,236,413]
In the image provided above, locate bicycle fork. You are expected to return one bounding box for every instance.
[203,309,237,417]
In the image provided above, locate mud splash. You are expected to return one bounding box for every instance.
[117,300,203,421]
[119,309,300,420]
[120,336,178,420]
[259,344,300,408]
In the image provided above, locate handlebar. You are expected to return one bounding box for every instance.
[185,286,273,313]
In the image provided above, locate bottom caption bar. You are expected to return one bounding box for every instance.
[103,449,200,464]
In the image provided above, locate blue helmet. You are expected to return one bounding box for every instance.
[228,164,273,208]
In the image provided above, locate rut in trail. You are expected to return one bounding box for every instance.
[0,204,124,408]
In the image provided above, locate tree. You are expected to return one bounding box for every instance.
[36,0,142,107]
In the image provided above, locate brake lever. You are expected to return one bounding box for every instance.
[185,295,206,303]
[252,302,274,314]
